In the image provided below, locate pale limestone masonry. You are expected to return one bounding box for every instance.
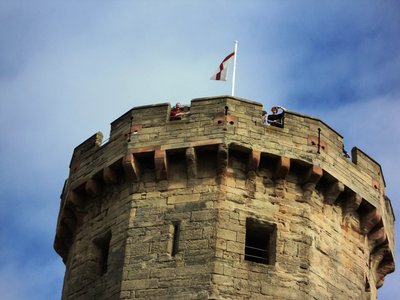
[55,96,395,299]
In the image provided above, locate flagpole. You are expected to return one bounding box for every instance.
[231,40,238,96]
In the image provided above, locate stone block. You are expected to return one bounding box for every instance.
[167,193,200,204]
[121,278,159,290]
[190,210,216,221]
[216,228,237,241]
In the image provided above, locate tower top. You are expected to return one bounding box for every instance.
[55,96,395,299]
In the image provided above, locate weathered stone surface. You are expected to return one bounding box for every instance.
[55,96,394,300]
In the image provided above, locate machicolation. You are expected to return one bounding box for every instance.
[55,96,395,299]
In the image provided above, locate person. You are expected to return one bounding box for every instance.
[261,110,267,124]
[342,145,350,158]
[170,102,183,120]
[267,105,286,127]
[271,105,286,114]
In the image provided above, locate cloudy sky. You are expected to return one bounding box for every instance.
[0,1,399,299]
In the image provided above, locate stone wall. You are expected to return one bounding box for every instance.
[60,182,131,299]
[212,148,370,299]
[55,96,395,299]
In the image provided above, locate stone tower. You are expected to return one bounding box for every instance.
[54,96,395,299]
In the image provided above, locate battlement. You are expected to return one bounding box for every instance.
[56,96,395,299]
[69,96,388,204]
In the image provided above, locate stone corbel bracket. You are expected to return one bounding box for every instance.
[55,142,395,287]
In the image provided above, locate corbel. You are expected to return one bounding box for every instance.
[247,150,261,173]
[155,149,168,181]
[301,165,323,201]
[360,208,382,234]
[342,193,362,231]
[85,178,101,197]
[122,152,140,181]
[217,143,229,176]
[324,181,344,205]
[67,190,84,207]
[370,244,394,288]
[246,150,260,193]
[61,206,77,233]
[376,253,395,288]
[186,147,197,179]
[103,166,118,184]
[302,165,323,185]
[274,156,290,179]
[368,226,387,247]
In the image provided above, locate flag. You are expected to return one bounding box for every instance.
[210,51,235,81]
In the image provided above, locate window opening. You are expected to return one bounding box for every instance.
[93,231,111,275]
[172,222,180,256]
[245,219,276,265]
[365,276,371,292]
[167,222,181,257]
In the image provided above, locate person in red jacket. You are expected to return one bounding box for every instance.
[170,102,183,120]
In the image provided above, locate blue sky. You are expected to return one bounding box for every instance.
[0,1,399,299]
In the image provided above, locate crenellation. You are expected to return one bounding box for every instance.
[352,147,385,186]
[73,132,104,157]
[382,196,395,253]
[55,96,394,300]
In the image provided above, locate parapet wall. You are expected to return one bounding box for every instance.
[68,96,389,210]
[55,95,395,299]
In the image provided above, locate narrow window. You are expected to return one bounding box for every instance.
[365,276,371,292]
[245,219,276,265]
[168,222,181,256]
[172,222,180,256]
[93,231,111,275]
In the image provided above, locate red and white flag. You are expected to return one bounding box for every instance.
[210,51,235,81]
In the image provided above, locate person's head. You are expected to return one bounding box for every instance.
[271,106,278,114]
[176,102,181,109]
[262,110,267,116]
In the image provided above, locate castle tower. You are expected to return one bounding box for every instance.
[54,96,395,299]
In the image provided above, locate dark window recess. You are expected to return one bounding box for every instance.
[245,219,276,265]
[172,222,180,256]
[365,277,371,292]
[93,231,111,275]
